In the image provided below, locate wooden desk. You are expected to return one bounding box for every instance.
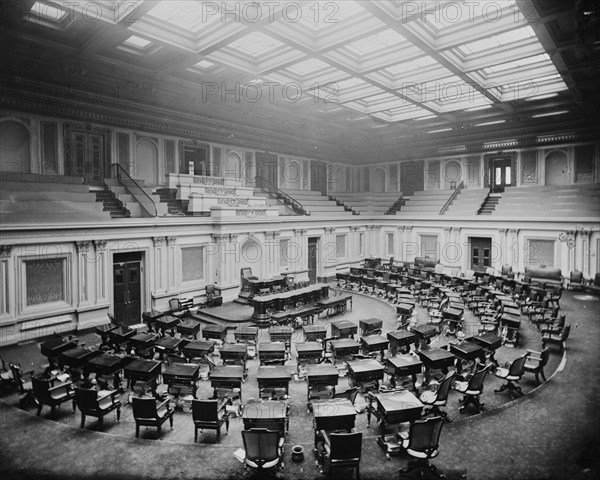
[162,363,200,397]
[201,324,228,341]
[85,353,126,389]
[360,335,388,356]
[123,358,161,393]
[148,314,181,336]
[234,326,259,343]
[317,295,353,318]
[306,364,339,403]
[295,342,324,364]
[258,342,287,365]
[107,325,135,348]
[176,319,201,339]
[384,355,423,389]
[411,324,438,348]
[154,336,184,356]
[219,343,248,376]
[330,339,360,360]
[182,340,214,361]
[359,318,383,336]
[303,325,327,342]
[40,336,79,359]
[418,349,456,383]
[387,329,417,355]
[251,283,329,322]
[257,366,292,398]
[449,341,484,372]
[209,365,244,401]
[128,332,159,355]
[95,324,118,349]
[247,276,286,297]
[312,398,356,446]
[269,326,293,343]
[331,320,358,339]
[346,358,384,391]
[242,400,289,433]
[367,390,423,431]
[59,346,99,369]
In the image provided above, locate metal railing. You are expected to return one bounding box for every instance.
[439,181,464,215]
[111,163,157,217]
[255,176,309,215]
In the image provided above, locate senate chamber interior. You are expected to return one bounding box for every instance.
[0,1,599,479]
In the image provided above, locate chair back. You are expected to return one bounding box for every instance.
[132,397,158,420]
[329,431,362,461]
[570,271,583,283]
[10,363,27,392]
[206,284,218,295]
[561,324,571,340]
[242,429,282,468]
[406,416,444,459]
[508,355,528,378]
[467,365,490,393]
[192,399,218,423]
[169,298,180,312]
[75,387,99,411]
[538,348,551,368]
[436,371,456,402]
[31,377,51,402]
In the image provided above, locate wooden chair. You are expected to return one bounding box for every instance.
[398,416,445,480]
[523,348,550,384]
[31,376,76,417]
[419,371,455,421]
[494,354,528,396]
[542,324,571,352]
[10,363,36,407]
[318,431,362,480]
[75,387,121,430]
[132,397,174,438]
[566,271,585,290]
[192,398,232,442]
[205,284,223,307]
[241,428,285,473]
[451,365,490,413]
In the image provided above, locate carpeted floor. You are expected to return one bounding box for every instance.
[0,288,598,480]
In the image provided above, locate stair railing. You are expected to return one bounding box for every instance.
[439,181,464,215]
[255,176,309,215]
[111,163,157,217]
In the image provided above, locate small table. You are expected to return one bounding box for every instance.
[269,326,293,343]
[468,333,502,366]
[367,390,423,431]
[243,400,289,433]
[296,342,324,365]
[128,332,159,355]
[387,329,417,355]
[312,398,356,446]
[209,365,244,401]
[176,319,201,339]
[303,325,327,342]
[360,335,388,357]
[107,325,136,349]
[346,358,384,391]
[202,324,228,342]
[331,320,358,339]
[234,326,259,343]
[95,324,118,349]
[359,318,383,336]
[258,342,287,365]
[162,362,200,397]
[384,355,423,390]
[330,339,360,361]
[257,366,292,399]
[123,358,161,394]
[182,340,214,361]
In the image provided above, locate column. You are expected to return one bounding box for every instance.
[507,229,520,275]
[75,241,93,306]
[93,240,109,303]
[166,236,177,291]
[0,245,14,318]
[293,228,307,274]
[228,233,239,284]
[263,231,280,278]
[581,230,591,277]
[498,229,507,268]
[152,237,167,293]
[211,233,230,285]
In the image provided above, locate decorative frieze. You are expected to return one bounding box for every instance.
[211,233,230,242]
[264,231,280,240]
[206,187,236,196]
[217,197,249,207]
[235,209,267,217]
[193,176,225,186]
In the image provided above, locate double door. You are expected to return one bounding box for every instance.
[113,253,142,325]
[470,238,492,273]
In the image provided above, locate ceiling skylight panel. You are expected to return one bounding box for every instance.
[458,26,536,55]
[123,35,152,49]
[483,53,551,74]
[147,1,215,32]
[385,56,438,75]
[30,1,67,22]
[345,29,406,56]
[287,58,330,76]
[229,32,284,57]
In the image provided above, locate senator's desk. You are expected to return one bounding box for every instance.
[107,325,136,349]
[150,314,181,336]
[276,303,320,325]
[95,324,118,349]
[234,326,259,343]
[257,366,292,398]
[40,336,79,360]
[317,294,353,319]
[468,333,502,365]
[162,362,200,396]
[209,365,244,401]
[128,332,159,355]
[499,313,521,345]
[123,358,161,394]
[182,340,214,362]
[330,339,360,361]
[258,342,287,365]
[154,336,185,357]
[176,318,201,339]
[411,324,438,348]
[57,346,98,369]
[359,318,383,336]
[219,343,248,376]
[242,400,289,433]
[295,342,324,365]
[331,320,358,339]
[449,341,484,372]
[303,325,327,342]
[312,398,356,446]
[360,335,389,357]
[384,355,423,389]
[387,329,417,355]
[201,324,228,342]
[251,283,329,322]
[306,364,339,402]
[367,390,423,431]
[269,326,293,343]
[346,358,384,391]
[85,352,126,389]
[418,348,456,383]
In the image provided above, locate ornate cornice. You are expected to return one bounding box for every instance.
[93,240,108,251]
[211,233,230,242]
[152,236,166,246]
[166,236,177,245]
[0,244,14,257]
[75,240,92,252]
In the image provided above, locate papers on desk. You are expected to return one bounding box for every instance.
[56,373,70,383]
[233,448,245,463]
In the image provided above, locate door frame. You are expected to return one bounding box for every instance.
[111,251,145,325]
[469,237,492,273]
[63,123,111,185]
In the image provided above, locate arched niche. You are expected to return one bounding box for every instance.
[544,150,569,186]
[225,150,242,182]
[371,167,386,192]
[0,119,31,174]
[283,160,303,189]
[240,238,263,277]
[444,160,462,189]
[135,137,158,186]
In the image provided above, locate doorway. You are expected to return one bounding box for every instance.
[113,252,142,325]
[311,161,327,196]
[255,152,278,187]
[489,158,513,193]
[181,144,209,176]
[308,237,319,284]
[470,237,492,273]
[400,160,424,196]
[65,127,110,184]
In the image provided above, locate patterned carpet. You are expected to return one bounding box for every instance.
[0,288,598,480]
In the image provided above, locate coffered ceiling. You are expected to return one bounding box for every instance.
[0,0,598,163]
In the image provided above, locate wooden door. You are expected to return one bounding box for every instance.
[489,158,513,193]
[470,238,492,272]
[69,132,106,184]
[113,259,141,325]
